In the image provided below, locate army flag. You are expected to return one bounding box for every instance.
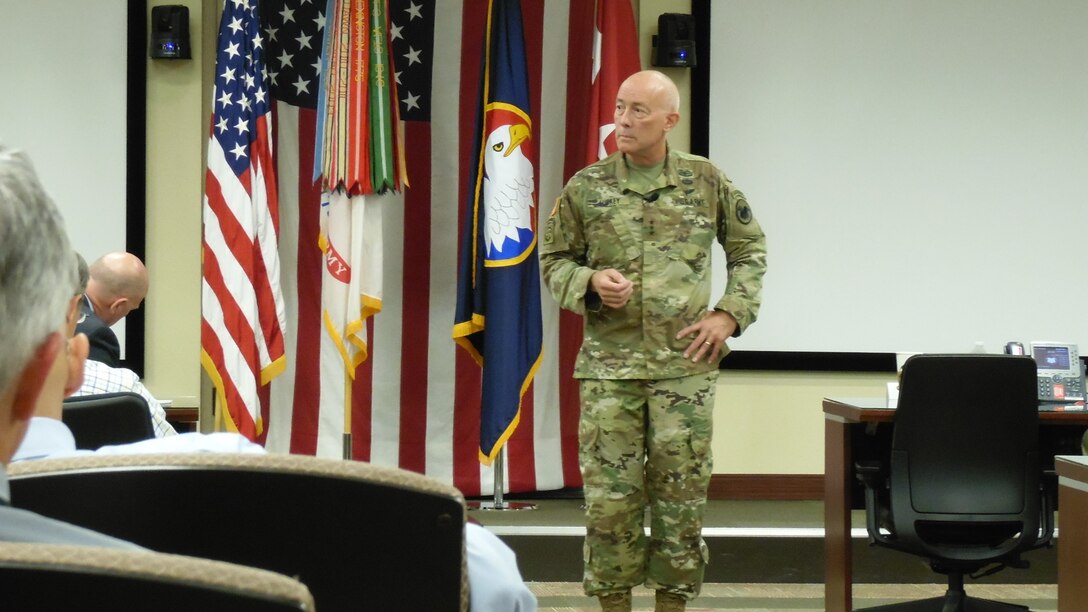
[453,0,543,466]
[318,190,384,375]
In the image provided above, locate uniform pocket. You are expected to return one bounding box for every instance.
[686,427,714,479]
[663,225,713,277]
[579,421,601,451]
[586,209,640,268]
[689,433,709,459]
[578,421,603,485]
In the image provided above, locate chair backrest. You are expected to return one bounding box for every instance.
[9,453,469,612]
[0,542,314,611]
[62,392,155,449]
[890,353,1044,563]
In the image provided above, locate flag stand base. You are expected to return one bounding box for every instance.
[467,500,537,512]
[467,447,537,511]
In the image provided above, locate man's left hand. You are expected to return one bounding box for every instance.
[678,310,738,363]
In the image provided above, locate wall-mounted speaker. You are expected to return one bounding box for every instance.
[150,5,191,59]
[652,13,696,68]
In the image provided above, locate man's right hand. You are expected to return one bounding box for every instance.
[590,269,633,309]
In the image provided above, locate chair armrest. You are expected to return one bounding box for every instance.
[1038,468,1057,548]
[854,460,893,546]
[854,460,884,488]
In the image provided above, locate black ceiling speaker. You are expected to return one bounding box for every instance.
[652,13,696,68]
[150,5,191,59]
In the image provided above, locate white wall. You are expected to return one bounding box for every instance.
[709,0,1088,356]
[0,0,132,351]
[0,0,129,262]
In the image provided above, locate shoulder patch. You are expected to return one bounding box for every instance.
[736,199,753,225]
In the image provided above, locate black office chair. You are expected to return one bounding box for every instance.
[61,392,155,449]
[855,354,1054,611]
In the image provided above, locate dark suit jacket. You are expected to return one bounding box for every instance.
[76,296,121,367]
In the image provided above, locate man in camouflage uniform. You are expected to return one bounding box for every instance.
[539,71,767,612]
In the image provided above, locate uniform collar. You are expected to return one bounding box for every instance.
[614,147,679,195]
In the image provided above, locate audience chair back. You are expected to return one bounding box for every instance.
[855,353,1053,611]
[9,453,468,612]
[61,392,155,449]
[0,542,314,611]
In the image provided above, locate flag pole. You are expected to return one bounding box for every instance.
[493,450,506,508]
[343,370,352,459]
[469,446,536,512]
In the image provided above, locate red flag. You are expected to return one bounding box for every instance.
[552,0,642,487]
[586,0,641,164]
[201,0,288,439]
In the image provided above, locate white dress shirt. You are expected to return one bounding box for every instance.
[10,417,87,462]
[12,417,264,462]
[466,522,539,611]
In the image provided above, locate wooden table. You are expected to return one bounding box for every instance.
[1057,455,1088,611]
[823,397,1088,611]
[165,407,199,432]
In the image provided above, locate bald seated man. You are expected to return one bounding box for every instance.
[76,251,149,367]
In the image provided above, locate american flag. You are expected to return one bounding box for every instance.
[257,0,326,453]
[259,0,617,496]
[260,0,323,109]
[202,0,289,440]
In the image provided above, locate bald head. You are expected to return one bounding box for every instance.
[86,252,149,326]
[623,70,680,113]
[613,70,681,166]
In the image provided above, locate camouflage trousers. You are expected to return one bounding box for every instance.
[578,371,717,599]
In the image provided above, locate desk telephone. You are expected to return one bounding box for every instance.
[1007,341,1086,402]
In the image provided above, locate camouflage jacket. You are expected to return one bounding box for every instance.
[539,149,767,380]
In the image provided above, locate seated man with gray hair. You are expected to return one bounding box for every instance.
[0,143,140,548]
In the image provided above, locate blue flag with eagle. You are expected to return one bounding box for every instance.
[453,0,543,466]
